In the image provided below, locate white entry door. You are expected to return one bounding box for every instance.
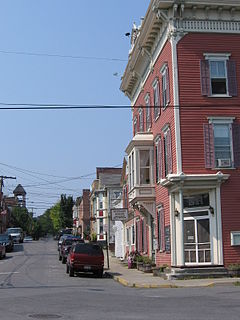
[184,216,211,265]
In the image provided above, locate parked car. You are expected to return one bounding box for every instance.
[0,234,14,252]
[59,237,84,263]
[6,227,24,243]
[66,243,104,278]
[0,243,6,259]
[57,234,71,251]
[24,236,33,242]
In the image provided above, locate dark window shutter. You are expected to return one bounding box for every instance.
[166,129,172,174]
[166,67,170,104]
[154,81,161,119]
[158,208,165,251]
[139,220,143,252]
[203,123,215,168]
[232,123,240,167]
[160,209,165,252]
[227,60,238,97]
[159,139,163,180]
[200,60,210,96]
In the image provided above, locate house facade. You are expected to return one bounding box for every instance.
[72,190,90,239]
[121,0,240,269]
[90,167,122,249]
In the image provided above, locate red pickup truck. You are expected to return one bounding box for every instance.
[66,243,104,278]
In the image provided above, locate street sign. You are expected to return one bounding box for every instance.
[111,208,128,221]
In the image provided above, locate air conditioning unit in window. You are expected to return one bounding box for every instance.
[217,158,231,168]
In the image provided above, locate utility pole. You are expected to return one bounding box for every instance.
[0,176,16,209]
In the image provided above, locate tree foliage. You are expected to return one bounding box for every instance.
[10,207,33,234]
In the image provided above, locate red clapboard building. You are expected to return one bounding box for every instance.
[121,0,240,273]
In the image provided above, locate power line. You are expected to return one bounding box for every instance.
[0,102,239,111]
[0,49,127,62]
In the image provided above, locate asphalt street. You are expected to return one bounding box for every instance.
[0,238,239,320]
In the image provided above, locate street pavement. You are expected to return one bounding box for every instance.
[105,252,240,288]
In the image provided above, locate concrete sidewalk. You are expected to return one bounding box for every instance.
[104,254,240,288]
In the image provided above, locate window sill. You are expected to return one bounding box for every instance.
[209,94,232,98]
[213,167,236,170]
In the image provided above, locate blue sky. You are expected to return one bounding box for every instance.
[0,1,149,215]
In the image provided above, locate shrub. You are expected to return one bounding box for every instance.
[228,263,240,271]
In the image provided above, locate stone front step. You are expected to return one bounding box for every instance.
[166,266,229,280]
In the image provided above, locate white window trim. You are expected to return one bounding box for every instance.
[230,231,240,246]
[161,65,169,109]
[211,121,234,169]
[145,93,151,131]
[204,53,231,97]
[152,78,160,120]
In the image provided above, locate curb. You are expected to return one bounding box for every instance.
[105,272,240,289]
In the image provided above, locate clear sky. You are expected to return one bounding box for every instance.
[0,1,149,215]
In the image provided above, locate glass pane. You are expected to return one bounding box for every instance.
[211,79,227,94]
[197,219,210,243]
[190,250,196,263]
[205,250,211,262]
[198,250,204,263]
[210,61,225,78]
[184,220,195,243]
[140,150,150,166]
[214,124,229,139]
[140,168,150,184]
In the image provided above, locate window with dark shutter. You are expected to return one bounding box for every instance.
[153,79,161,119]
[163,128,172,176]
[203,123,215,168]
[155,138,162,183]
[157,208,165,251]
[161,65,170,108]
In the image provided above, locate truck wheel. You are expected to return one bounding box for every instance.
[62,257,66,264]
[69,266,74,277]
[96,269,103,278]
[66,264,69,274]
[59,254,62,261]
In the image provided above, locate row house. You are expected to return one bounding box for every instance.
[120,0,240,271]
[90,167,122,250]
[72,190,90,239]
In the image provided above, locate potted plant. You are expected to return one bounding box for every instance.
[135,255,144,270]
[228,263,240,277]
[142,256,154,273]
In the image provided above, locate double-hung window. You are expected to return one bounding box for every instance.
[161,64,170,108]
[139,108,144,132]
[139,150,150,185]
[155,137,162,183]
[133,116,138,136]
[145,94,151,131]
[153,78,160,119]
[204,117,240,169]
[201,54,237,97]
[163,127,172,177]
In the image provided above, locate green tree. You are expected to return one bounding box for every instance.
[59,194,73,229]
[10,207,33,234]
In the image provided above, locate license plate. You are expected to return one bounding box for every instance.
[84,265,91,270]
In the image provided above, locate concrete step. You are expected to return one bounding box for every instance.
[167,266,229,280]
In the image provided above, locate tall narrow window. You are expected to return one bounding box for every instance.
[129,155,132,190]
[210,60,227,95]
[132,225,135,245]
[139,108,144,132]
[133,116,138,136]
[163,128,172,177]
[214,124,232,167]
[157,208,165,251]
[139,150,150,185]
[161,64,170,108]
[155,138,162,183]
[153,79,160,119]
[145,94,151,130]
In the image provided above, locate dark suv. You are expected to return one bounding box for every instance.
[66,243,104,278]
[59,237,84,263]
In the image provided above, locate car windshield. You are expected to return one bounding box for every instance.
[7,228,22,233]
[74,244,103,255]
